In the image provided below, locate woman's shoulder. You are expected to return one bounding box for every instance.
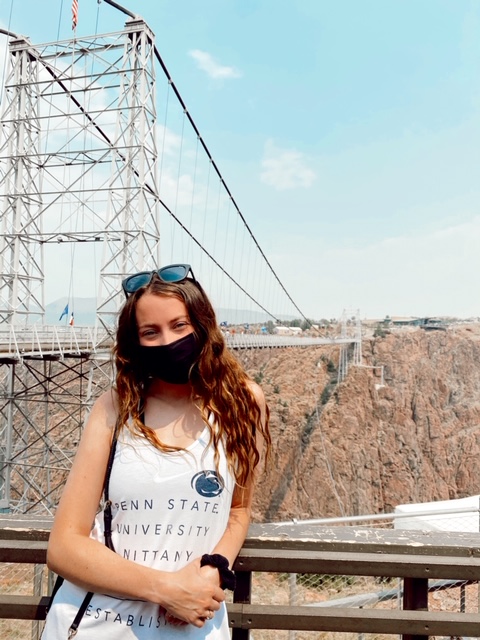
[94,388,119,411]
[246,379,266,410]
[86,388,120,435]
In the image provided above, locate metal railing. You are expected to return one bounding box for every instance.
[0,325,359,359]
[225,334,356,349]
[0,325,110,359]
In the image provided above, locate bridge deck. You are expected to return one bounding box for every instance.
[0,325,357,359]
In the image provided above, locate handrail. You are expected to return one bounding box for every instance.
[0,325,111,359]
[0,324,359,358]
[1,518,480,638]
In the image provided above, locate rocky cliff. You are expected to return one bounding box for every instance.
[238,324,480,523]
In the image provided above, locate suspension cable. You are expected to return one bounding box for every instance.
[98,0,313,325]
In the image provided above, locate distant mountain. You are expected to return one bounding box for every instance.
[46,297,99,326]
[46,298,295,327]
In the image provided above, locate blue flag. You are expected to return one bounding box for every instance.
[59,304,69,321]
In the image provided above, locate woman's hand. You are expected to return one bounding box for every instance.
[161,558,224,627]
[199,563,221,587]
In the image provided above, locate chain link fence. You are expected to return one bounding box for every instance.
[248,573,479,640]
[0,562,51,640]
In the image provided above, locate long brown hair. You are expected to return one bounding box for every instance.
[114,275,270,486]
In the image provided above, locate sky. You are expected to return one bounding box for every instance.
[2,0,480,320]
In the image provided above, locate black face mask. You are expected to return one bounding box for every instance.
[138,333,200,384]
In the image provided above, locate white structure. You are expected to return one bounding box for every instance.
[394,495,480,532]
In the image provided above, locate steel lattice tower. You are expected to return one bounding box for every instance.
[96,19,161,337]
[0,18,161,513]
[0,39,44,325]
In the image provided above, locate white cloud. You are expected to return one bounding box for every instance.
[260,139,316,190]
[188,49,242,80]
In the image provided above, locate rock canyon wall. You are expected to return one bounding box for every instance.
[238,324,480,523]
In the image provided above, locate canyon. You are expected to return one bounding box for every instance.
[238,324,480,523]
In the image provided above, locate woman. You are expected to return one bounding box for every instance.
[42,264,270,639]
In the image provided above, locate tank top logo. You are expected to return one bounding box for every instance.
[191,470,224,497]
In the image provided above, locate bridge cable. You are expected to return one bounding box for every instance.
[0,4,15,108]
[99,0,314,326]
[0,12,308,326]
[151,44,311,325]
[0,27,282,323]
[4,43,279,322]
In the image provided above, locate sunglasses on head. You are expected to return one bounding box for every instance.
[122,263,195,296]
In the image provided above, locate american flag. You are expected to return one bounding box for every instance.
[72,0,78,30]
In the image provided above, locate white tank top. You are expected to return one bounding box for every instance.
[42,425,235,639]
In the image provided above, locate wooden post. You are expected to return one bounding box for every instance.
[232,571,252,640]
[403,577,428,640]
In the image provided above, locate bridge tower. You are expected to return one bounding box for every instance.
[0,38,44,325]
[0,19,161,513]
[337,309,362,383]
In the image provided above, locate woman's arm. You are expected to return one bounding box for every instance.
[203,381,267,574]
[164,382,268,624]
[47,390,224,627]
